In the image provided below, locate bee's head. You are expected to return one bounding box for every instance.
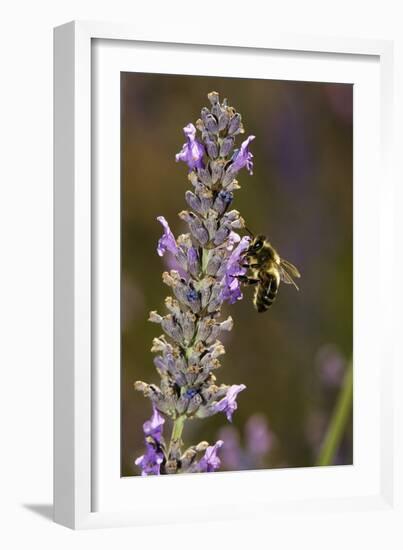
[248,235,266,254]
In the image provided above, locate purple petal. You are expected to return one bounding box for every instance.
[162,251,187,279]
[221,236,251,304]
[135,443,164,476]
[187,246,198,264]
[214,384,246,421]
[143,406,165,442]
[198,440,223,472]
[175,123,205,171]
[157,216,178,257]
[245,414,273,457]
[217,426,243,470]
[187,246,200,276]
[135,407,166,476]
[230,135,255,175]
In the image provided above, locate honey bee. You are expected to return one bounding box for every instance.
[239,234,301,312]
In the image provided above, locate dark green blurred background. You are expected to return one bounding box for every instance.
[121,73,353,476]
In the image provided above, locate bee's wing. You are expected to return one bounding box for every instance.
[279,265,300,290]
[280,259,301,278]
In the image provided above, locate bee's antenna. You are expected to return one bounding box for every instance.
[244,226,254,237]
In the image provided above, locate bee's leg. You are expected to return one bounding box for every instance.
[234,275,259,285]
[241,263,259,268]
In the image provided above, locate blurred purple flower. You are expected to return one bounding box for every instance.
[157,216,178,257]
[245,414,273,457]
[231,135,255,175]
[198,440,223,472]
[218,413,274,471]
[217,426,243,470]
[187,246,198,264]
[175,123,205,171]
[221,236,251,304]
[214,384,246,421]
[316,345,345,387]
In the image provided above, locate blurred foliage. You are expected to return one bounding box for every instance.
[121,73,353,476]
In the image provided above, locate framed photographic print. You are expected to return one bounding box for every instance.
[54,21,399,532]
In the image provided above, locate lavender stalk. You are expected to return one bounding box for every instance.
[134,91,255,475]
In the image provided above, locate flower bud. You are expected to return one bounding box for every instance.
[220,136,235,157]
[213,190,233,214]
[185,190,202,213]
[227,113,242,135]
[148,311,162,323]
[204,114,219,134]
[200,107,210,125]
[205,136,219,159]
[211,160,223,184]
[207,91,219,105]
[187,393,203,415]
[218,111,229,131]
[214,225,230,245]
[198,167,213,186]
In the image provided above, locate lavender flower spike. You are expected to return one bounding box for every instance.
[135,92,254,475]
[157,216,178,257]
[197,440,223,472]
[175,123,205,171]
[214,384,246,421]
[231,135,255,175]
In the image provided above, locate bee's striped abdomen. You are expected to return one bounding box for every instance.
[253,272,279,313]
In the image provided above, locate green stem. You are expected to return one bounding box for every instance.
[168,415,186,456]
[201,248,211,274]
[316,361,353,466]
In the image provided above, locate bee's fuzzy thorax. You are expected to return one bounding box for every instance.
[243,237,299,312]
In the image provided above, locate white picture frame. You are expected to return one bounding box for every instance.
[54,20,399,532]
